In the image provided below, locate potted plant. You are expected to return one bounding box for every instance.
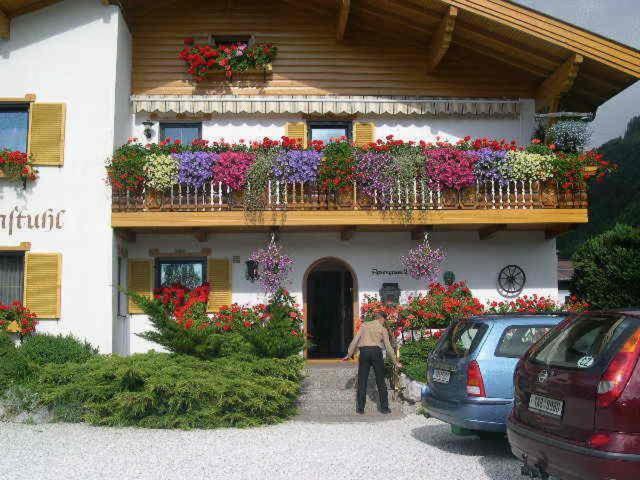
[506,149,555,208]
[0,301,38,344]
[211,151,255,208]
[272,149,323,209]
[106,141,149,209]
[318,139,355,208]
[143,153,179,210]
[472,148,509,208]
[179,38,277,82]
[424,147,476,208]
[355,151,397,209]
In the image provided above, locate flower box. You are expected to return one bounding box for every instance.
[459,186,477,209]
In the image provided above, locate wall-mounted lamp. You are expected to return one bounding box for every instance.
[443,271,456,286]
[142,120,155,140]
[246,260,259,282]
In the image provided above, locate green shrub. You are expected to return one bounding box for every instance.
[571,224,640,309]
[242,290,305,358]
[31,352,304,429]
[19,334,98,366]
[0,333,35,391]
[399,336,440,383]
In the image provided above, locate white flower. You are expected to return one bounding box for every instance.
[144,154,179,191]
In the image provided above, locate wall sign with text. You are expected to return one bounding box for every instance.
[370,267,408,276]
[1,207,66,235]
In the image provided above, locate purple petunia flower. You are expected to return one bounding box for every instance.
[272,149,323,183]
[175,151,218,188]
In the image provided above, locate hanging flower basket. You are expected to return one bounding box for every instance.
[249,237,294,294]
[401,234,446,284]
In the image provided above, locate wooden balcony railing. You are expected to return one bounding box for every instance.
[111,179,587,212]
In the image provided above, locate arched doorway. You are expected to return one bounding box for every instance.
[304,257,357,359]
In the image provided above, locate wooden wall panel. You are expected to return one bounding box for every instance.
[131,0,536,98]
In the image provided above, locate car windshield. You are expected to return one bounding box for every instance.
[438,321,488,358]
[495,325,554,358]
[532,313,632,369]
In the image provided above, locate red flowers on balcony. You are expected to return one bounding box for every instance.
[179,37,277,82]
[0,149,38,185]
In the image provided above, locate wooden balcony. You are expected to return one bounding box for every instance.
[111,180,588,233]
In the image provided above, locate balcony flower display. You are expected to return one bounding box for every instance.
[472,148,509,186]
[179,38,277,81]
[273,149,322,183]
[355,151,398,205]
[424,147,476,190]
[143,153,179,192]
[212,151,255,190]
[0,149,38,185]
[319,138,355,193]
[504,150,554,181]
[0,301,38,338]
[175,151,218,188]
[401,235,446,284]
[107,141,149,192]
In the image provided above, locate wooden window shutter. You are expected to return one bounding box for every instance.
[207,258,232,312]
[24,252,62,319]
[128,259,153,314]
[353,122,375,147]
[285,122,308,148]
[28,103,66,166]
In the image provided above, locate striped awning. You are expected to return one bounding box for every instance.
[131,95,521,117]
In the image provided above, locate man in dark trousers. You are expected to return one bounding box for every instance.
[342,311,402,414]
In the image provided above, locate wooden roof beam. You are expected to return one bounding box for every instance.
[536,53,583,112]
[426,5,458,73]
[0,7,9,40]
[336,0,351,41]
[479,224,506,240]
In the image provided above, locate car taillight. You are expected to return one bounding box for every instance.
[466,360,486,397]
[587,432,612,450]
[597,327,640,408]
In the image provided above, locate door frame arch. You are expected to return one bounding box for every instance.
[302,256,359,359]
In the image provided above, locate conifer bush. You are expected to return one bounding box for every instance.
[31,352,303,428]
[19,334,98,366]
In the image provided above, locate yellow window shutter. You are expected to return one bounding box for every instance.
[28,103,66,166]
[353,122,375,147]
[207,258,232,312]
[285,122,308,148]
[128,259,153,314]
[24,252,62,319]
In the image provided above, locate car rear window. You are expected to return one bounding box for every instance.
[438,321,488,358]
[495,325,554,358]
[532,313,633,369]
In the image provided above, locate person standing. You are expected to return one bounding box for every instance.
[342,311,402,414]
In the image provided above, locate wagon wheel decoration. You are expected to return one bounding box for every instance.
[497,265,526,296]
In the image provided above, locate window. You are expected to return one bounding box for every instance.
[308,121,352,143]
[155,258,206,289]
[495,325,553,358]
[160,123,202,145]
[0,104,29,151]
[437,321,489,358]
[0,253,25,304]
[532,313,633,369]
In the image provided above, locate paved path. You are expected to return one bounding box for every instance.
[295,362,410,422]
[0,416,521,480]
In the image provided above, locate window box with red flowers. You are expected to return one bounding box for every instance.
[0,149,39,188]
[179,37,277,82]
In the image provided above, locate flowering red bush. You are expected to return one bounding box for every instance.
[0,149,38,184]
[485,294,560,314]
[0,301,38,337]
[179,38,277,81]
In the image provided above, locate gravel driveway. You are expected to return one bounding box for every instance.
[0,415,522,480]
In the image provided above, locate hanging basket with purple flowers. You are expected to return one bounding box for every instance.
[248,237,294,294]
[401,234,446,284]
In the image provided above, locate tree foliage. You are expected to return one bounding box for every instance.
[571,224,640,309]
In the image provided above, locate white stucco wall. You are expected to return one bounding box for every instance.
[124,230,557,353]
[130,99,536,146]
[0,0,128,352]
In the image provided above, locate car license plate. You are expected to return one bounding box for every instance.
[432,369,451,384]
[529,393,563,417]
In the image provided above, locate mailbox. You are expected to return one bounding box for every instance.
[379,282,401,305]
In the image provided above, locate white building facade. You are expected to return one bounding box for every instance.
[1,0,638,356]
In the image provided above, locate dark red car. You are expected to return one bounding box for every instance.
[507,311,640,480]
